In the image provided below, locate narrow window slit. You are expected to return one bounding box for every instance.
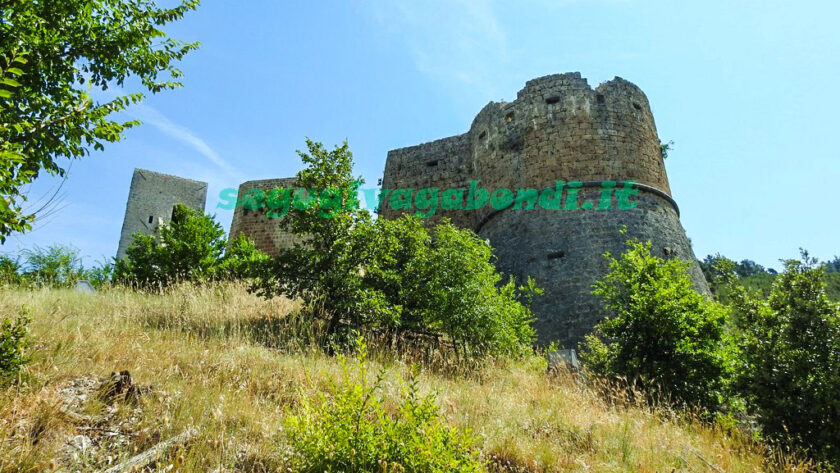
[547,251,565,260]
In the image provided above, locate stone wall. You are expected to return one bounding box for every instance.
[227,178,298,257]
[380,72,709,348]
[116,168,207,259]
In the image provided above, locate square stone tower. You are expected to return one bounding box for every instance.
[116,168,208,259]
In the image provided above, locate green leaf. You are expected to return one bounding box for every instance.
[7,68,24,76]
[0,89,12,98]
[2,78,21,87]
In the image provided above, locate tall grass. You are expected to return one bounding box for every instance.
[0,284,812,472]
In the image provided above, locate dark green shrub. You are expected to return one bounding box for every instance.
[116,205,241,287]
[254,140,537,359]
[360,216,537,359]
[284,340,484,472]
[115,205,267,288]
[581,239,733,413]
[731,252,840,465]
[215,233,271,280]
[254,139,368,338]
[0,314,30,383]
[84,258,115,289]
[20,244,84,288]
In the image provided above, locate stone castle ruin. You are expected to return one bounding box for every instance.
[116,169,208,260]
[227,178,299,257]
[119,73,708,348]
[380,73,708,346]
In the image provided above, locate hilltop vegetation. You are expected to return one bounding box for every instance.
[0,284,804,472]
[2,139,839,471]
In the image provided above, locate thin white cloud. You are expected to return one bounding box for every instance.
[91,85,244,182]
[128,103,245,182]
[362,0,509,97]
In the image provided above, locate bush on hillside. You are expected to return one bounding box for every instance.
[19,244,84,288]
[284,339,484,472]
[214,233,271,281]
[83,259,115,289]
[0,314,29,383]
[253,139,538,360]
[731,251,840,465]
[115,204,266,288]
[581,239,734,413]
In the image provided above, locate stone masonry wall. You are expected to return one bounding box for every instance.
[380,72,709,348]
[227,178,298,257]
[116,168,207,260]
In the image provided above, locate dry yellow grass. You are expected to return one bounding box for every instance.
[0,284,810,472]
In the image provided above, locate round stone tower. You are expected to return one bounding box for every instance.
[380,72,709,347]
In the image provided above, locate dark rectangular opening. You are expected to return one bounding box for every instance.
[546,96,560,105]
[426,160,439,167]
[547,251,565,260]
[148,215,153,224]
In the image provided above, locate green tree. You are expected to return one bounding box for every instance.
[357,215,538,358]
[731,252,840,465]
[0,0,200,240]
[215,233,270,280]
[253,140,537,358]
[115,204,226,287]
[253,139,367,338]
[20,244,84,287]
[581,239,733,413]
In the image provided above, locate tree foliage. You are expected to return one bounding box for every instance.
[357,215,538,358]
[730,252,840,465]
[581,239,733,413]
[115,204,266,288]
[253,139,537,359]
[0,0,200,240]
[20,244,84,287]
[284,339,484,472]
[0,314,29,383]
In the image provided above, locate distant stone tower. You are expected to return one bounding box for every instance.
[116,168,208,259]
[227,178,298,257]
[381,73,709,347]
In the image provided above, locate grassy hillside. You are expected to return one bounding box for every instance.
[0,285,809,472]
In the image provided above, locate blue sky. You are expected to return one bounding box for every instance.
[5,0,839,270]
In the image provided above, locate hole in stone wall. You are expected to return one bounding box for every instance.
[478,131,487,140]
[545,96,560,105]
[632,102,642,111]
[505,111,514,122]
[596,94,605,103]
[171,205,186,224]
[547,251,565,260]
[426,160,439,167]
[148,215,153,224]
